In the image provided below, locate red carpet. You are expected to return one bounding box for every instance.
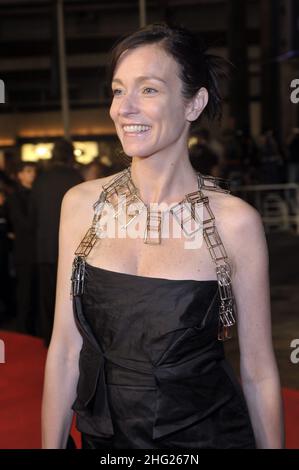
[0,330,81,449]
[0,330,298,449]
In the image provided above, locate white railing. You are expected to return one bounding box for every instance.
[232,183,299,235]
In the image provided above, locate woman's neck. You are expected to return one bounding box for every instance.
[130,155,199,206]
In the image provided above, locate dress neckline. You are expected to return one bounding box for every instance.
[85,261,218,284]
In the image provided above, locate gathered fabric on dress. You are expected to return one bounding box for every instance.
[71,261,256,449]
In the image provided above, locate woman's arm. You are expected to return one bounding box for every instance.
[41,184,89,448]
[225,198,285,449]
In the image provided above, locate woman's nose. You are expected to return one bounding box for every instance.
[118,92,139,116]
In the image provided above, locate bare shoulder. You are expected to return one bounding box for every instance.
[60,170,123,239]
[205,191,266,271]
[207,191,263,229]
[62,170,123,214]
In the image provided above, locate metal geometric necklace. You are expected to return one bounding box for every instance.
[95,165,205,244]
[71,165,236,341]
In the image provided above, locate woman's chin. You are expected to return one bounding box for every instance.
[122,147,153,159]
[128,153,154,160]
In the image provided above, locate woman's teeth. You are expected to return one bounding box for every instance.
[123,125,151,133]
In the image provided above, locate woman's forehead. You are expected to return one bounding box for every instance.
[113,44,179,80]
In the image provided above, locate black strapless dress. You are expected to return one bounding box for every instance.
[71,262,256,449]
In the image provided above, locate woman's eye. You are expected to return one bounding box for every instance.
[143,87,157,94]
[112,89,123,96]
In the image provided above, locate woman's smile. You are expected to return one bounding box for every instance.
[122,124,152,136]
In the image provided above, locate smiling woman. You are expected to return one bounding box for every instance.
[41,22,284,450]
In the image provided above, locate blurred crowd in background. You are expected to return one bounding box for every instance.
[188,126,299,186]
[0,126,299,345]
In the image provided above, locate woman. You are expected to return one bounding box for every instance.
[41,23,284,449]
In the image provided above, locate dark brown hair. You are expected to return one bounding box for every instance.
[108,22,228,124]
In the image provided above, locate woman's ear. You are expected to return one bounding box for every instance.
[185,87,209,122]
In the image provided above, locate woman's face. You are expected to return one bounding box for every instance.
[109,44,192,159]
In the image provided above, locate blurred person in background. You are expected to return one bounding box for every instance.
[242,133,259,185]
[287,128,299,184]
[0,186,11,325]
[6,161,37,335]
[30,139,83,346]
[221,128,243,185]
[79,159,109,182]
[0,153,17,197]
[285,128,299,214]
[189,128,220,177]
[257,130,284,184]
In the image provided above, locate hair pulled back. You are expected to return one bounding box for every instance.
[108,22,227,123]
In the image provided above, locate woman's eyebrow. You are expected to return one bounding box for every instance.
[112,75,167,84]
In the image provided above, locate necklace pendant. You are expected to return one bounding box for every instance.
[144,207,162,244]
[115,193,146,230]
[70,255,86,297]
[75,227,98,257]
[198,174,230,193]
[170,190,206,237]
[218,324,232,341]
[216,263,236,341]
[218,300,235,341]
[102,167,133,201]
[203,225,227,263]
[101,168,148,231]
